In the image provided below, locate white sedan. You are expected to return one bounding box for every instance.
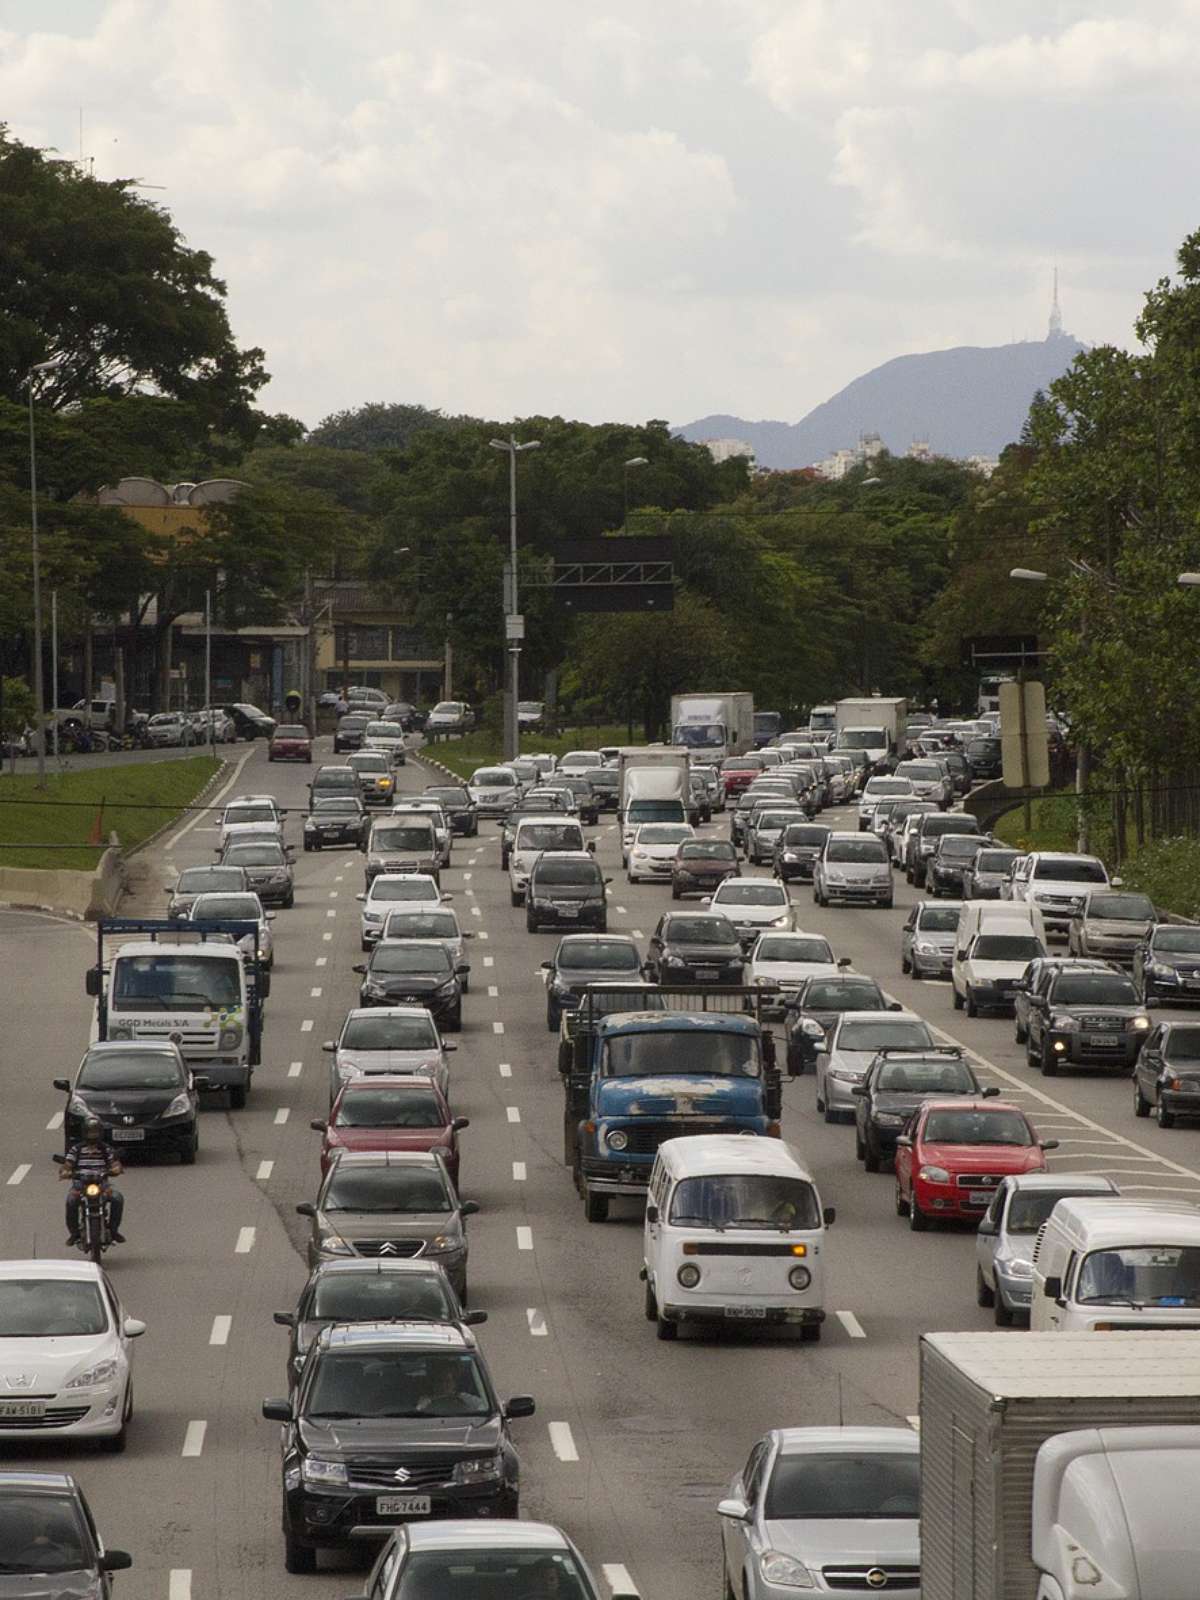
[0,1259,145,1448]
[356,872,449,950]
[705,876,797,944]
[748,931,847,1012]
[627,822,695,884]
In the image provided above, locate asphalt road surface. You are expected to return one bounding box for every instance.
[2,743,1198,1599]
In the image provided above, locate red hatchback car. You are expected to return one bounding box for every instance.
[720,756,766,796]
[269,723,313,762]
[311,1076,468,1182]
[894,1098,1057,1230]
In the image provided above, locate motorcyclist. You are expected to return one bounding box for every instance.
[60,1116,125,1247]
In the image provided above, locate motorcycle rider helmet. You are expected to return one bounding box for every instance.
[82,1115,105,1142]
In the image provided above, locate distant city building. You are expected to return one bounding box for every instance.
[965,455,1001,478]
[811,432,884,480]
[907,439,933,462]
[701,437,756,465]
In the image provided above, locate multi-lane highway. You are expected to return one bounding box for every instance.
[2,738,1198,1598]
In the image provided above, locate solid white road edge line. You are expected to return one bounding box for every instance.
[181,1420,207,1457]
[549,1421,580,1462]
[836,1310,867,1339]
[165,746,255,849]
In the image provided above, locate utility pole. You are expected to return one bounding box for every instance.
[26,360,58,786]
[489,436,541,762]
[51,590,59,758]
[205,590,214,755]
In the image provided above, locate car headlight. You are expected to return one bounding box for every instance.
[1148,960,1178,979]
[68,1095,91,1118]
[915,941,939,955]
[789,1265,811,1290]
[1050,1014,1079,1030]
[677,1263,701,1289]
[1130,1015,1150,1031]
[998,1257,1034,1280]
[107,1023,133,1041]
[874,1113,905,1126]
[759,1550,816,1589]
[800,1018,826,1038]
[65,1358,120,1389]
[363,911,382,924]
[919,1164,951,1183]
[302,1457,348,1485]
[163,1092,192,1118]
[632,850,648,860]
[435,979,458,995]
[663,954,687,967]
[219,1025,243,1049]
[427,1233,463,1254]
[606,1129,629,1151]
[319,1232,355,1256]
[452,1453,503,1484]
[770,913,792,928]
[829,1068,862,1083]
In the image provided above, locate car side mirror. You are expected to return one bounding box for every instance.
[837,957,852,968]
[717,1497,751,1522]
[823,1206,836,1226]
[887,1001,902,1011]
[895,1135,911,1148]
[982,1086,1001,1098]
[701,896,712,905]
[504,1395,536,1419]
[85,968,102,998]
[456,964,470,975]
[1043,1275,1062,1300]
[977,1216,998,1236]
[451,1117,470,1131]
[273,1311,295,1327]
[355,892,365,902]
[460,1200,481,1216]
[123,1317,147,1337]
[53,1077,70,1092]
[310,1120,327,1133]
[1112,876,1124,887]
[604,877,613,886]
[262,1398,293,1422]
[1041,1139,1060,1151]
[100,1551,134,1573]
[850,1084,867,1097]
[956,948,968,960]
[462,1309,488,1326]
[443,1041,458,1052]
[540,960,554,970]
[352,963,366,974]
[645,1203,659,1224]
[295,1203,316,1218]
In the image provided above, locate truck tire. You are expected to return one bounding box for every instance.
[584,1190,609,1223]
[655,1312,677,1341]
[644,1280,658,1322]
[800,1323,821,1343]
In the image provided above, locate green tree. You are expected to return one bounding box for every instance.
[308,402,469,453]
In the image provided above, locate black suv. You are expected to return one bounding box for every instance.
[906,812,982,887]
[304,795,368,852]
[0,1471,132,1592]
[643,912,745,985]
[1023,964,1150,1076]
[263,1322,535,1573]
[423,785,479,837]
[353,941,467,1028]
[217,701,275,739]
[55,1041,200,1163]
[526,852,609,933]
[772,822,831,883]
[852,1047,993,1171]
[1134,923,1200,1005]
[333,712,372,754]
[927,833,989,897]
[784,974,894,1074]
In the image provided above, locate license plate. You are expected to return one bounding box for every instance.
[724,1305,767,1319]
[695,968,718,979]
[111,1128,145,1141]
[1086,1036,1121,1048]
[1186,979,1200,990]
[557,907,579,918]
[376,1495,431,1516]
[967,1189,993,1206]
[0,1401,45,1419]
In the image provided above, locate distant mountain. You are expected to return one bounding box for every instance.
[678,336,1087,469]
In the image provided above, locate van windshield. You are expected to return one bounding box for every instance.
[669,1174,820,1230]
[111,954,241,1010]
[603,1032,760,1078]
[973,936,1044,961]
[1077,1245,1200,1306]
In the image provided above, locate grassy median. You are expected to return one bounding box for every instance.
[422,724,632,780]
[0,755,222,872]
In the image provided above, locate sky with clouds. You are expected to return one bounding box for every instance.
[1,1,1196,430]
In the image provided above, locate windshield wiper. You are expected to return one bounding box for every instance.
[307,1409,361,1419]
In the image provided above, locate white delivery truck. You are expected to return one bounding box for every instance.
[615,747,691,812]
[920,1329,1200,1600]
[833,696,908,771]
[620,762,689,862]
[669,693,754,766]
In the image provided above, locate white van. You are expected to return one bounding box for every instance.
[1031,1196,1200,1331]
[641,1135,834,1341]
[507,815,588,904]
[951,903,1046,1017]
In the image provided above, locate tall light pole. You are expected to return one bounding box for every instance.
[623,456,648,531]
[26,360,58,787]
[489,436,541,761]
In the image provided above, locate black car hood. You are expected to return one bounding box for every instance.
[1057,1004,1141,1019]
[299,1412,501,1455]
[531,886,601,902]
[872,1088,966,1117]
[0,1574,102,1599]
[1152,951,1200,970]
[369,975,448,995]
[666,942,742,962]
[76,1086,180,1116]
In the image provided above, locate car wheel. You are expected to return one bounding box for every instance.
[547,1007,559,1033]
[881,896,894,909]
[584,1190,609,1223]
[1040,1044,1059,1077]
[952,985,964,1010]
[901,953,911,975]
[525,912,537,933]
[655,1311,678,1340]
[1015,1015,1027,1043]
[800,1322,822,1343]
[283,1526,317,1575]
[180,1133,198,1165]
[864,1139,881,1175]
[671,884,680,900]
[446,1006,463,1033]
[1157,1099,1176,1129]
[228,1085,248,1110]
[908,1196,929,1231]
[1133,1078,1151,1118]
[976,1267,995,1308]
[644,1280,658,1322]
[823,1099,837,1124]
[895,1181,909,1217]
[966,988,978,1018]
[815,1080,825,1113]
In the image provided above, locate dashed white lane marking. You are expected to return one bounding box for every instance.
[484,956,495,968]
[210,1315,232,1346]
[632,929,643,939]
[289,1060,303,1077]
[488,984,499,997]
[506,1106,521,1123]
[471,906,482,918]
[329,890,338,898]
[181,1420,207,1457]
[527,1308,548,1337]
[478,930,489,940]
[316,957,327,968]
[169,1570,192,1600]
[301,1020,314,1033]
[616,905,627,914]
[326,909,337,918]
[499,1063,513,1078]
[257,1160,274,1181]
[466,888,476,898]
[46,1111,63,1131]
[513,1161,527,1181]
[517,1225,534,1250]
[310,986,323,997]
[6,1165,30,1186]
[464,872,472,881]
[323,931,333,941]
[493,1020,505,1034]
[336,874,344,881]
[274,1108,290,1125]
[235,1227,256,1254]
[603,1565,638,1597]
[549,1421,580,1462]
[836,1310,867,1339]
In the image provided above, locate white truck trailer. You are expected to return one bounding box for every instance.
[669,693,754,767]
[833,696,908,770]
[920,1329,1200,1600]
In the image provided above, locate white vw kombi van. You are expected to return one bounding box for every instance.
[1031,1196,1200,1331]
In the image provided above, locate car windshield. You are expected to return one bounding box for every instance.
[839,1020,932,1052]
[1155,929,1200,953]
[323,1167,452,1213]
[877,1056,974,1093]
[433,703,464,716]
[306,1350,489,1419]
[638,826,692,844]
[923,1109,1032,1145]
[78,1049,183,1089]
[723,759,762,772]
[334,1088,445,1128]
[112,954,240,1009]
[1164,1028,1200,1061]
[669,1174,820,1230]
[225,805,276,826]
[314,770,358,787]
[755,812,801,830]
[371,946,452,975]
[667,917,738,945]
[757,937,834,964]
[561,752,601,766]
[558,941,640,971]
[1086,893,1155,920]
[1053,974,1139,1005]
[803,981,883,1010]
[679,842,737,860]
[974,935,1044,961]
[226,845,286,866]
[898,764,942,781]
[866,780,912,795]
[341,1016,438,1051]
[351,755,389,773]
[604,1030,760,1078]
[976,850,1019,872]
[917,907,961,932]
[472,769,515,786]
[715,883,787,906]
[427,787,470,804]
[519,825,580,849]
[1033,858,1108,883]
[0,1279,108,1337]
[176,867,243,893]
[309,1274,456,1323]
[383,913,458,940]
[826,839,888,863]
[784,826,830,846]
[274,725,308,739]
[939,836,984,858]
[372,826,433,851]
[535,862,600,886]
[764,1451,920,1520]
[1077,1245,1200,1306]
[370,880,438,904]
[366,722,403,737]
[923,817,979,838]
[190,895,262,921]
[1006,1188,1111,1234]
[394,1551,590,1596]
[0,1493,88,1573]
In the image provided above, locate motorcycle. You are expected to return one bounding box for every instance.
[52,1153,114,1263]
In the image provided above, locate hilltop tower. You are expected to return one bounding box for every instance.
[1047,267,1065,340]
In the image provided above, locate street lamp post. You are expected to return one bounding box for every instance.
[26,360,58,787]
[623,456,649,531]
[489,437,541,762]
